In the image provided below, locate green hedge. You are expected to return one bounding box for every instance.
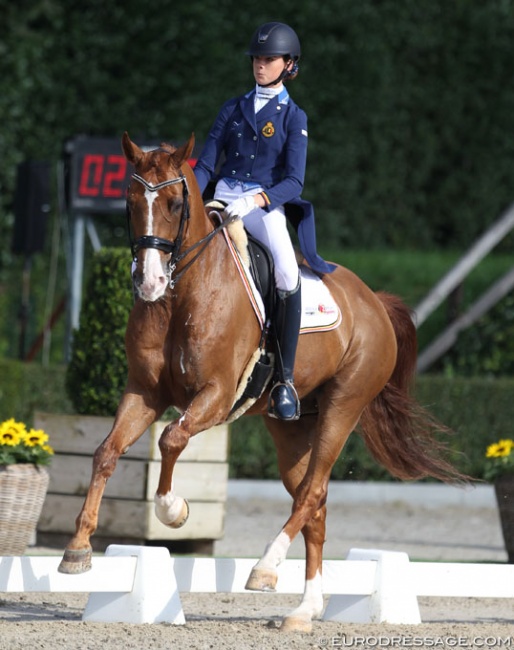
[0,359,73,426]
[0,357,507,482]
[66,248,133,415]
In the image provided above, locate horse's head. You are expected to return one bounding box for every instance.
[122,131,195,302]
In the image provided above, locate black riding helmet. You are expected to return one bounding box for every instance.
[247,22,301,87]
[247,22,301,60]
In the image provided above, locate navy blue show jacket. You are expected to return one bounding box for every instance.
[194,87,335,275]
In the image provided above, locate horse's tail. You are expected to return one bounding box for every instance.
[359,292,467,484]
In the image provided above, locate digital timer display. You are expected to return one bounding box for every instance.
[66,136,198,215]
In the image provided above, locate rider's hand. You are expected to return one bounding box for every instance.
[224,195,257,219]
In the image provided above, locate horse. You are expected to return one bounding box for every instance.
[58,132,464,632]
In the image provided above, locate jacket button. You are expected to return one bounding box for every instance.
[235,152,240,157]
[253,136,257,141]
[245,173,251,178]
[237,133,242,138]
[231,170,236,175]
[250,154,255,159]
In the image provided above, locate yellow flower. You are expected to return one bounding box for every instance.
[0,429,22,446]
[0,418,27,446]
[23,428,50,448]
[486,439,514,458]
[0,418,52,466]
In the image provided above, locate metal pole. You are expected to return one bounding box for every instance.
[417,266,514,372]
[413,202,514,327]
[65,213,85,360]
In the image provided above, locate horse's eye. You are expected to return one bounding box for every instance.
[169,197,183,213]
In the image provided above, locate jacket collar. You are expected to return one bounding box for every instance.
[240,88,291,132]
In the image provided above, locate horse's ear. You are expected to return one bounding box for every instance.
[171,133,195,168]
[122,131,144,165]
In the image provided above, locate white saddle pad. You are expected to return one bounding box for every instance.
[222,226,341,334]
[299,267,342,333]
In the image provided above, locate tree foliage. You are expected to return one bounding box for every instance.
[1,0,514,253]
[2,0,514,371]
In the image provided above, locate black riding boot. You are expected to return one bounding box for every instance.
[268,278,301,420]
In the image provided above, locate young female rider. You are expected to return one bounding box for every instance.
[194,22,334,421]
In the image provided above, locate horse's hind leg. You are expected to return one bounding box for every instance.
[281,501,328,633]
[58,393,158,574]
[283,503,328,632]
[248,387,365,632]
[246,414,329,632]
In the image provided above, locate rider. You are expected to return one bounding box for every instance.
[194,22,334,421]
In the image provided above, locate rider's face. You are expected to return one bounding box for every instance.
[253,55,292,87]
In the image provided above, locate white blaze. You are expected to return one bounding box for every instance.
[137,187,168,300]
[143,189,163,281]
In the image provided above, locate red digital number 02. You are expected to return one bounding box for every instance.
[103,155,127,197]
[78,154,127,197]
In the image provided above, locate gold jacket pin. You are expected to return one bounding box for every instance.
[262,122,275,137]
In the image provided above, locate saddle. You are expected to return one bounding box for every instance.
[245,232,275,319]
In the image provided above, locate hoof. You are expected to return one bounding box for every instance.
[164,498,190,529]
[58,547,93,574]
[280,615,313,633]
[245,567,278,592]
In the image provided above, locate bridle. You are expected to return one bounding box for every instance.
[127,169,236,289]
[129,172,190,261]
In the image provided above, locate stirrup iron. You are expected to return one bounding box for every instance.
[268,380,300,421]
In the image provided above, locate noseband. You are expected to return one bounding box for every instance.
[127,169,237,288]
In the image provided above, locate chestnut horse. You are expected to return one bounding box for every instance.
[59,133,462,632]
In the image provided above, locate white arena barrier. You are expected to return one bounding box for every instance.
[0,545,185,624]
[1,545,514,625]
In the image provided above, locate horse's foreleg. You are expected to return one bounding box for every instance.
[154,393,229,529]
[58,437,122,573]
[59,395,158,574]
[153,417,191,529]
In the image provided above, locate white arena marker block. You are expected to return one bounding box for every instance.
[323,548,421,624]
[83,545,185,625]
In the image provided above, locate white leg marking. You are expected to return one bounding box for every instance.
[287,570,324,621]
[154,490,186,525]
[254,530,291,572]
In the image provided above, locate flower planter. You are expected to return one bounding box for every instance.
[494,475,514,563]
[34,412,229,552]
[0,464,49,555]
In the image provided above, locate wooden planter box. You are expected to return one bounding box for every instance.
[34,412,229,552]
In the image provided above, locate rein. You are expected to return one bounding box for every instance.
[127,171,237,288]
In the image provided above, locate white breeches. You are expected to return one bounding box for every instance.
[214,180,299,292]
